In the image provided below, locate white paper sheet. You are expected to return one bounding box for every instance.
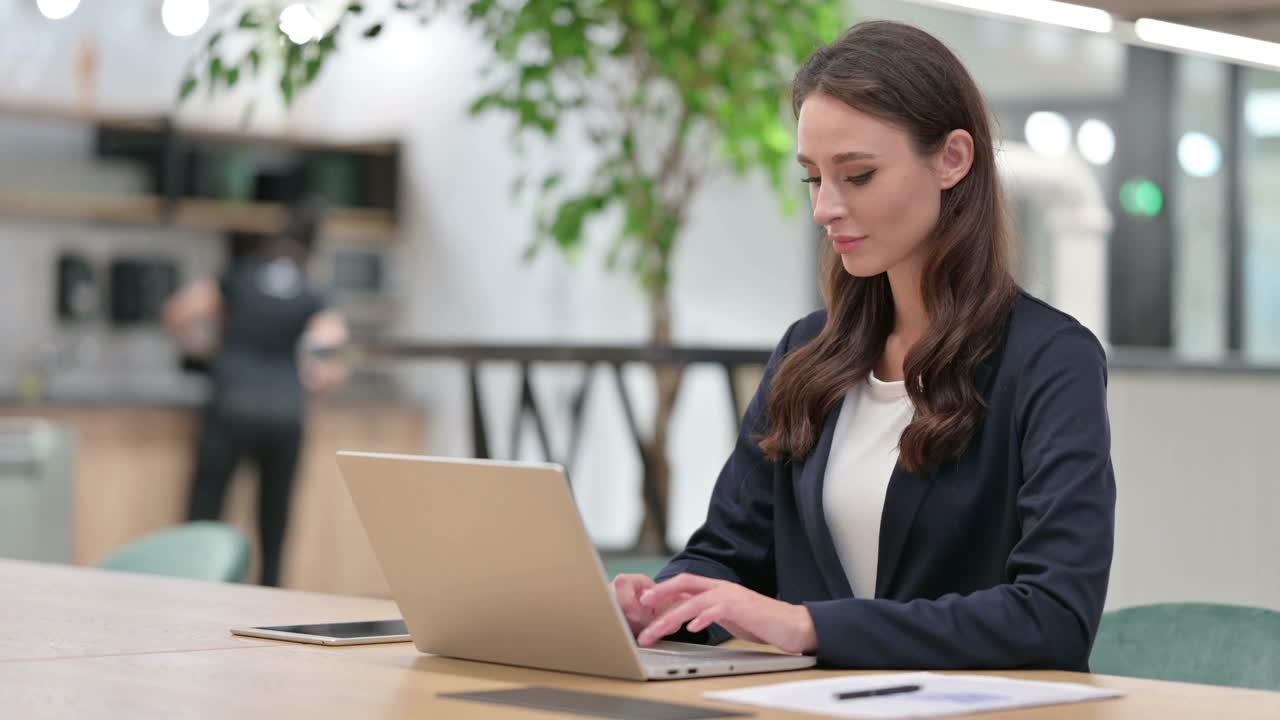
[704,672,1123,719]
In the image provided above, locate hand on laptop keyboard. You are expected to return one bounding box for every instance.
[612,574,692,638]
[634,574,818,655]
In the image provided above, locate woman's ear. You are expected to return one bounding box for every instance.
[937,129,975,190]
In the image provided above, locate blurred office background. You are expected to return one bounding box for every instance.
[0,0,1276,613]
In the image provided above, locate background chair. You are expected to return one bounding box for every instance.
[601,554,670,581]
[96,521,250,584]
[1090,602,1280,691]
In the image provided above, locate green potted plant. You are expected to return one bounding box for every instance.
[184,0,844,553]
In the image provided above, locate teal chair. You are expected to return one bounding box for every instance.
[601,555,671,581]
[97,521,250,584]
[1090,602,1280,691]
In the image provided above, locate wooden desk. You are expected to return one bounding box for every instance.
[3,561,1278,719]
[0,559,395,661]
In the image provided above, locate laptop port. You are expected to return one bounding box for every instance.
[667,669,678,675]
[687,668,698,674]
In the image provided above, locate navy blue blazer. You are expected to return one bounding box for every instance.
[655,291,1115,671]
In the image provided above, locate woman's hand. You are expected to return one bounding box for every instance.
[635,574,818,655]
[612,574,657,637]
[612,574,698,637]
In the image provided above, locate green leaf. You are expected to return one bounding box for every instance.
[248,48,262,74]
[779,191,799,216]
[630,0,658,29]
[226,66,241,89]
[237,10,260,29]
[280,74,295,105]
[209,57,224,85]
[549,193,607,254]
[415,0,844,293]
[285,41,302,70]
[319,33,337,51]
[305,56,324,84]
[178,76,198,102]
[363,23,383,38]
[761,123,792,154]
[206,30,223,50]
[347,2,365,13]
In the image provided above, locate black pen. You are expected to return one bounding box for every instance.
[834,683,922,701]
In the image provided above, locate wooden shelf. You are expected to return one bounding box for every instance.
[0,192,165,225]
[0,100,401,240]
[172,199,396,241]
[0,100,397,155]
[170,197,287,234]
[176,124,399,156]
[0,192,396,241]
[0,99,166,132]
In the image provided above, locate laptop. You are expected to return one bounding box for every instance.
[335,451,817,681]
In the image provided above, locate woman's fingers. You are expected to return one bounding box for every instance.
[637,592,720,645]
[612,574,657,634]
[639,573,720,609]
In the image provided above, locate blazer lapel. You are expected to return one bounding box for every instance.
[873,462,931,598]
[794,404,855,599]
[874,355,1001,598]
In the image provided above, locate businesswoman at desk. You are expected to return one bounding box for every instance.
[614,21,1116,671]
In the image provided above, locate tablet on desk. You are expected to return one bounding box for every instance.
[230,619,410,646]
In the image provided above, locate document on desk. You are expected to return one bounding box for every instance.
[704,672,1122,719]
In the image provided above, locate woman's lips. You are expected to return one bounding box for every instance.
[831,234,867,253]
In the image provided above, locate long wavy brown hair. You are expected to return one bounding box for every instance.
[760,21,1018,474]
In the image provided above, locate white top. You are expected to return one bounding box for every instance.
[822,372,914,599]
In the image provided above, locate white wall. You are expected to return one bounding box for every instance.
[1107,370,1280,611]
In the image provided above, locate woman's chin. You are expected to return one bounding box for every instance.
[840,255,887,278]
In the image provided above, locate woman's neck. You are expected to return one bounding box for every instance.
[878,261,928,381]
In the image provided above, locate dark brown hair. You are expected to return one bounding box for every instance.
[760,21,1018,474]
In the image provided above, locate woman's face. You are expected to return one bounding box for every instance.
[796,93,970,279]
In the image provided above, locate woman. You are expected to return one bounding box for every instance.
[613,21,1115,671]
[163,203,349,586]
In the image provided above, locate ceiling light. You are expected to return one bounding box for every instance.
[1177,132,1222,178]
[279,3,324,45]
[162,0,210,38]
[1134,19,1280,70]
[1076,119,1116,166]
[927,0,1112,34]
[36,0,80,20]
[1024,111,1072,157]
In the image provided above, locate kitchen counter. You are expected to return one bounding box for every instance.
[0,385,426,598]
[0,371,418,409]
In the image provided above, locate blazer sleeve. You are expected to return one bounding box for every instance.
[651,318,802,642]
[803,323,1116,670]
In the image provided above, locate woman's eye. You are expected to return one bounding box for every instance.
[847,170,876,186]
[800,176,821,185]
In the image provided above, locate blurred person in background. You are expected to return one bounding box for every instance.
[163,201,349,586]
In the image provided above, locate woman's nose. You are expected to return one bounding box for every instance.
[812,182,847,227]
